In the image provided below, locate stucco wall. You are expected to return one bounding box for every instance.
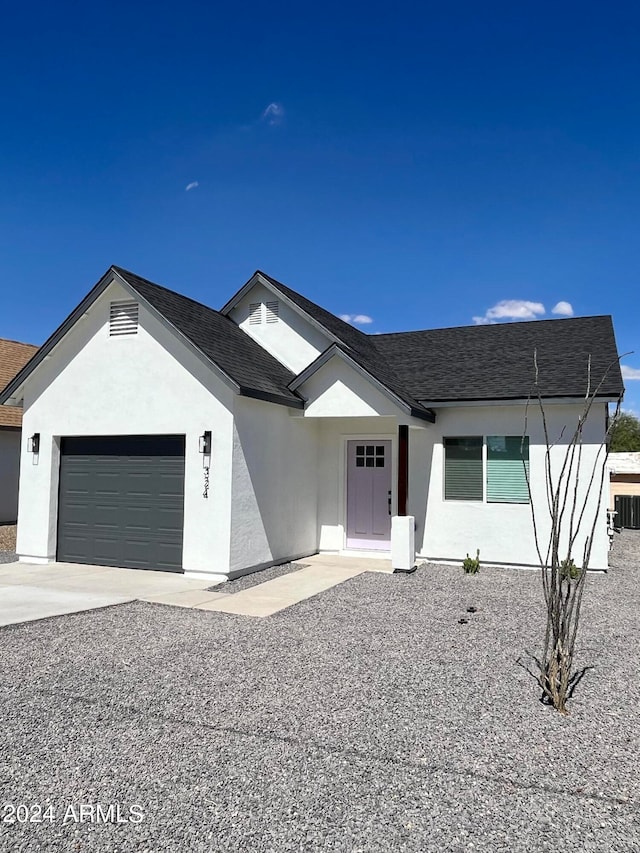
[300,356,406,418]
[16,279,236,578]
[229,281,331,373]
[229,397,319,574]
[0,429,21,523]
[416,403,610,571]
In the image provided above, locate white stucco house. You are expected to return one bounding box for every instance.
[0,266,623,580]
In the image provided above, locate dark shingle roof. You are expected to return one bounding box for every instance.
[113,268,303,407]
[256,272,434,416]
[372,316,623,402]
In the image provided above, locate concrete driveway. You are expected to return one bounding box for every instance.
[0,560,220,627]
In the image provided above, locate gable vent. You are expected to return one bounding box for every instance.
[109,300,139,336]
[266,300,280,323]
[249,302,262,325]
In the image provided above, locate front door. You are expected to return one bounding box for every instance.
[346,440,392,550]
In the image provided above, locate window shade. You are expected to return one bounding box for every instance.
[444,437,483,500]
[486,436,530,503]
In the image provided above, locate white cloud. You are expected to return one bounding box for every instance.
[621,365,640,381]
[552,301,574,316]
[473,299,546,325]
[340,313,373,325]
[262,102,284,125]
[185,181,199,192]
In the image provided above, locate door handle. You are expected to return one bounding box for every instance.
[388,490,392,516]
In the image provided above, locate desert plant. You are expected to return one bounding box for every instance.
[462,549,480,574]
[559,557,581,581]
[518,350,624,713]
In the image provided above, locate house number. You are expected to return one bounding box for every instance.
[203,466,210,499]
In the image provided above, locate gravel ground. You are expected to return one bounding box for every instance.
[0,551,17,564]
[0,524,16,551]
[209,561,307,593]
[1,532,639,851]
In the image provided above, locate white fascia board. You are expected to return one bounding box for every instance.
[220,272,345,348]
[421,396,620,408]
[291,344,413,417]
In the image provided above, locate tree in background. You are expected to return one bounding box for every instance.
[610,411,640,452]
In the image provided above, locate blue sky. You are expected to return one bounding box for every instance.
[1,1,639,411]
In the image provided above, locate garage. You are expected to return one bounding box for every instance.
[57,435,185,572]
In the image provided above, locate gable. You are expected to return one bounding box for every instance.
[226,278,334,373]
[296,351,418,419]
[20,279,237,420]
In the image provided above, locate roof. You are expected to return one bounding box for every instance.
[0,339,38,427]
[372,316,624,403]
[0,267,624,417]
[608,452,640,475]
[112,268,303,407]
[241,272,435,419]
[242,272,622,406]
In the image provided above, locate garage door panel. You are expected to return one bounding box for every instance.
[57,436,185,572]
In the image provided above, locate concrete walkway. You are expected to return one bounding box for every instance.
[0,553,393,626]
[191,554,392,617]
[0,561,219,627]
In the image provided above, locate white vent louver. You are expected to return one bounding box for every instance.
[266,300,280,323]
[249,302,262,325]
[109,300,139,336]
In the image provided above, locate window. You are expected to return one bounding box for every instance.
[486,436,530,503]
[355,444,386,468]
[444,437,483,500]
[444,436,530,503]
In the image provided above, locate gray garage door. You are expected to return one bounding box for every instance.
[57,436,185,572]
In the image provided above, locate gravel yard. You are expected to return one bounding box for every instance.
[209,561,306,593]
[0,524,17,563]
[1,532,639,852]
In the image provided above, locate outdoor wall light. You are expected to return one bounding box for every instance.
[198,430,212,454]
[27,433,40,453]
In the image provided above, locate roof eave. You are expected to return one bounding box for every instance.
[238,386,305,409]
[419,393,623,408]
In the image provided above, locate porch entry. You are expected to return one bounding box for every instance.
[346,440,392,550]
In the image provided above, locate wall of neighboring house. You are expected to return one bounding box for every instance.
[229,397,319,575]
[416,402,610,571]
[610,475,640,506]
[0,429,21,524]
[16,279,236,579]
[228,281,332,374]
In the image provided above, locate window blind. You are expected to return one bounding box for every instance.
[486,436,530,503]
[444,437,483,500]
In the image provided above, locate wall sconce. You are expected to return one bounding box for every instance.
[27,433,40,453]
[198,430,212,454]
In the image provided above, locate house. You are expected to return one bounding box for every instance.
[0,266,623,580]
[608,452,640,529]
[0,338,39,524]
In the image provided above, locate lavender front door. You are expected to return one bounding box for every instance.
[346,440,392,550]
